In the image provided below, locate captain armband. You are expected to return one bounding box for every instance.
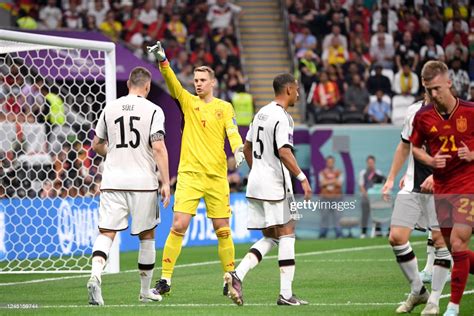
[151,131,165,142]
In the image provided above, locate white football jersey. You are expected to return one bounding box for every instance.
[246,102,294,201]
[401,100,432,192]
[95,94,165,191]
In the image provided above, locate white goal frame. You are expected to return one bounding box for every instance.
[0,29,119,274]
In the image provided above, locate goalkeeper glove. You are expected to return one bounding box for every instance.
[234,144,245,168]
[147,41,167,62]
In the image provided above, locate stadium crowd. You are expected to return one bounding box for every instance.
[287,0,474,124]
[10,0,245,102]
[1,0,245,199]
[1,0,474,198]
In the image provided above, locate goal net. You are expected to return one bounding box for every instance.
[0,30,119,273]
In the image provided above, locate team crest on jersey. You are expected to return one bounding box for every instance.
[215,109,223,120]
[456,116,467,133]
[429,126,438,133]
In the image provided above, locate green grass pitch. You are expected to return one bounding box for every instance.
[0,237,473,315]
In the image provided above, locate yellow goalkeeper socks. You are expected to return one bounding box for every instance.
[161,229,185,280]
[216,227,235,272]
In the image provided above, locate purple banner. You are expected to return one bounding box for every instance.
[15,30,163,83]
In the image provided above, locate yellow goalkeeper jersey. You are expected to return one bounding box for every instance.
[160,62,243,178]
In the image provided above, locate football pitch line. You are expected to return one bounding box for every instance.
[4,291,474,310]
[0,241,425,287]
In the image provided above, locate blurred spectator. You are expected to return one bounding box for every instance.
[39,0,62,29]
[16,9,38,29]
[325,0,350,36]
[445,33,469,63]
[371,0,398,34]
[40,85,66,151]
[342,61,365,87]
[129,24,151,58]
[213,43,240,82]
[396,6,419,35]
[231,86,254,126]
[395,31,419,72]
[370,33,395,70]
[343,74,369,114]
[308,71,342,122]
[393,64,419,96]
[227,156,242,192]
[368,90,391,123]
[469,84,474,102]
[443,0,469,21]
[318,155,343,239]
[84,15,98,31]
[163,38,182,60]
[148,13,168,42]
[294,26,317,58]
[63,1,83,29]
[350,21,370,46]
[87,0,108,26]
[442,19,469,48]
[189,42,214,66]
[117,0,134,23]
[168,11,188,46]
[349,1,370,39]
[171,51,189,74]
[39,180,57,198]
[322,25,348,52]
[299,49,319,95]
[21,76,43,120]
[446,14,469,34]
[177,64,195,93]
[207,0,242,33]
[288,0,316,33]
[123,7,143,42]
[418,18,442,46]
[224,64,246,96]
[99,10,122,42]
[327,64,345,95]
[359,155,385,238]
[139,0,158,26]
[322,36,348,68]
[448,58,470,99]
[370,23,393,48]
[469,48,474,80]
[348,38,371,67]
[420,35,445,64]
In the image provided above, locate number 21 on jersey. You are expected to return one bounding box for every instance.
[439,135,458,152]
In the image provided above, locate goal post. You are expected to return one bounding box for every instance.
[0,29,119,273]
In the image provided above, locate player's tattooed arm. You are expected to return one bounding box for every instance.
[151,131,165,143]
[92,136,108,157]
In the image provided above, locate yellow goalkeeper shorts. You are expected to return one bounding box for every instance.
[173,171,231,218]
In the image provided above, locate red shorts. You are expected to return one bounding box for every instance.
[434,194,474,229]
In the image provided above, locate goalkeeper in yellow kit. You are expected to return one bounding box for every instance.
[148,42,245,296]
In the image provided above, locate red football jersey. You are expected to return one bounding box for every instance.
[410,98,474,194]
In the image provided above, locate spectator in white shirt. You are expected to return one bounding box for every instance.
[39,0,62,30]
[207,0,242,32]
[139,0,158,26]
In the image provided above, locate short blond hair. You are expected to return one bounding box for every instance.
[421,61,448,82]
[194,66,215,79]
[129,67,151,87]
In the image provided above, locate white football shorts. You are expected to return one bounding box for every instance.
[98,191,160,235]
[247,195,299,230]
[390,190,439,230]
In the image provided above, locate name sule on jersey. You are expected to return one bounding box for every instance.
[122,104,135,111]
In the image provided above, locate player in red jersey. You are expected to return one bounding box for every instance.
[410,61,474,316]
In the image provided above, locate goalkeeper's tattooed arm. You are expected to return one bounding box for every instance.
[92,136,108,157]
